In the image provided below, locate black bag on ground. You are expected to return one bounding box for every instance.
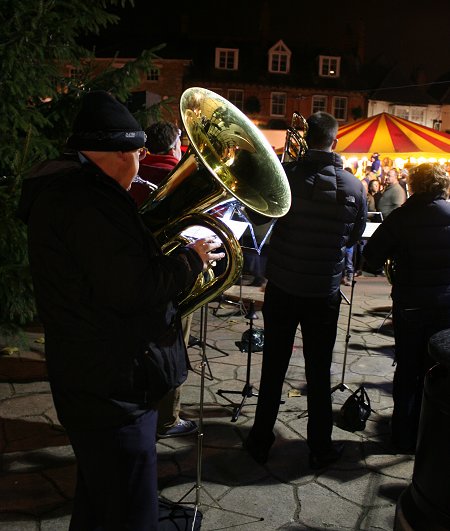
[158,498,202,530]
[338,385,371,432]
[235,328,264,352]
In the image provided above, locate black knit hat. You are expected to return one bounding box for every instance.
[67,91,146,152]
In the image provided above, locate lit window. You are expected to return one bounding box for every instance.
[319,56,340,77]
[410,107,425,125]
[391,105,426,125]
[228,89,244,110]
[312,95,327,113]
[147,68,159,81]
[271,92,286,117]
[390,105,409,120]
[332,97,347,121]
[268,40,291,74]
[215,48,239,70]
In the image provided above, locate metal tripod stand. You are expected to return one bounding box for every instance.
[212,273,248,318]
[217,301,259,422]
[331,274,357,395]
[176,303,263,528]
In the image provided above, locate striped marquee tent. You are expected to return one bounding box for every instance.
[336,113,450,163]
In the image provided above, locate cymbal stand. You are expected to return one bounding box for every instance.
[177,303,264,528]
[331,274,356,395]
[217,301,259,422]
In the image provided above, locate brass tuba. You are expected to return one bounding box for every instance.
[139,87,291,316]
[281,112,308,162]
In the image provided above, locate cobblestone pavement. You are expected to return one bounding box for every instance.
[0,275,414,530]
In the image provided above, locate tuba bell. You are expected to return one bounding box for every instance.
[139,87,291,317]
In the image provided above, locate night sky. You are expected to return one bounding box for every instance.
[89,0,450,83]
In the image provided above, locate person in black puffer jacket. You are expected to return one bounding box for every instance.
[244,112,367,469]
[17,91,224,531]
[363,162,450,453]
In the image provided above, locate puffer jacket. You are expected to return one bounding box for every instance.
[17,154,203,430]
[363,192,450,307]
[377,181,406,219]
[265,150,367,297]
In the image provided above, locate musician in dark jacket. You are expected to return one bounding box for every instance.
[17,91,223,530]
[245,112,367,469]
[363,162,450,453]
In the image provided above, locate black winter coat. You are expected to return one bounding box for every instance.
[363,192,450,307]
[265,150,367,297]
[17,155,203,430]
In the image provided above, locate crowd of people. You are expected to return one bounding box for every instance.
[17,89,450,528]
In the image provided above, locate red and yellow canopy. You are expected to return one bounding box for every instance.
[336,113,450,162]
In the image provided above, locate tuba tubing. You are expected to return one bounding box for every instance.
[160,212,244,317]
[281,112,309,163]
[139,87,291,317]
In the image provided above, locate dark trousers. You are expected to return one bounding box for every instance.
[252,281,341,454]
[392,303,450,449]
[67,409,159,531]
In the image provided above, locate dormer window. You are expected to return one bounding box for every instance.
[215,48,239,70]
[319,56,340,77]
[268,40,291,74]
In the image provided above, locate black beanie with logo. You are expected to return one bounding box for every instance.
[67,91,146,152]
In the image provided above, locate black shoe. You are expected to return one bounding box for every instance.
[157,419,198,439]
[243,431,275,464]
[309,442,344,470]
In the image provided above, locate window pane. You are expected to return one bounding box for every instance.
[333,97,347,120]
[216,49,238,70]
[271,93,286,116]
[312,96,327,113]
[269,52,288,73]
[410,108,425,124]
[228,89,244,110]
[147,68,159,81]
[319,56,340,77]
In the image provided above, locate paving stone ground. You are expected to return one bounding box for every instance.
[0,275,415,530]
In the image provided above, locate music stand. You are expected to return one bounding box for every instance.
[176,303,264,527]
[217,301,259,422]
[331,273,357,395]
[212,274,248,318]
[213,201,274,319]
